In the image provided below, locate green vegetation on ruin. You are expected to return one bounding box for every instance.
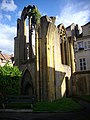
[79,95,90,102]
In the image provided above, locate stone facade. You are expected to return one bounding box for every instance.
[14,5,75,101]
[66,22,90,96]
[73,22,90,96]
[74,22,90,71]
[71,71,90,95]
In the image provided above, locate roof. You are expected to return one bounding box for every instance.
[76,35,90,41]
[3,54,12,60]
[66,25,71,29]
[81,21,90,27]
[0,52,6,60]
[66,23,75,29]
[0,51,13,61]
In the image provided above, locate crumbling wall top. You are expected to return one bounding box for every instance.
[21,5,33,19]
[41,15,56,24]
[57,23,66,36]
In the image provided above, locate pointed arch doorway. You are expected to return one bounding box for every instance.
[21,69,34,96]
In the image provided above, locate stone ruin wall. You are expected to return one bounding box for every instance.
[36,16,72,101]
[14,5,77,101]
[14,5,37,97]
[71,71,90,96]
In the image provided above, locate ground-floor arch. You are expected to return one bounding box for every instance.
[21,69,34,96]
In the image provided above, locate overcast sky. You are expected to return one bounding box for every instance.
[0,0,90,54]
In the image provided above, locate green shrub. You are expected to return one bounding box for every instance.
[0,63,22,95]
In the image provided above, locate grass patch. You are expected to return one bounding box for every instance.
[0,97,83,111]
[33,98,83,112]
[79,95,90,102]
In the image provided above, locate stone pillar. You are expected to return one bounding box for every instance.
[62,37,65,64]
[70,38,75,73]
[47,44,51,101]
[29,17,32,61]
[35,30,40,100]
[66,38,71,66]
[39,37,43,101]
[24,19,26,36]
[18,18,27,64]
[14,19,21,67]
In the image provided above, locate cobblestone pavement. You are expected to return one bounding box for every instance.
[0,99,90,120]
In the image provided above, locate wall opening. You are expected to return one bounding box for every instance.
[65,77,69,97]
[24,83,33,95]
[21,69,34,96]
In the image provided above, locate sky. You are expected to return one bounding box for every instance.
[0,0,90,54]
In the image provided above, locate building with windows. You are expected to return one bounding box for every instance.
[66,22,90,96]
[74,22,90,71]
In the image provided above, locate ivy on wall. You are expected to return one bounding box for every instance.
[30,5,41,26]
[0,63,22,95]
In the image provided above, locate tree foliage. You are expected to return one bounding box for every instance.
[29,5,41,27]
[0,63,22,95]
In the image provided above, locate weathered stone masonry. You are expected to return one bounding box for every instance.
[14,5,76,101]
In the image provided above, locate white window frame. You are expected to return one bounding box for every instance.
[79,58,86,71]
[78,41,84,50]
[84,41,87,50]
[88,41,90,49]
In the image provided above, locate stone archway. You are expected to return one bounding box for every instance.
[21,69,34,96]
[24,82,33,95]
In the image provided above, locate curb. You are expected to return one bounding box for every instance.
[0,108,83,113]
[0,109,33,113]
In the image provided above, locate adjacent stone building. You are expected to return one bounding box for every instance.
[72,22,90,95]
[14,5,76,101]
[66,22,90,96]
[74,22,90,71]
